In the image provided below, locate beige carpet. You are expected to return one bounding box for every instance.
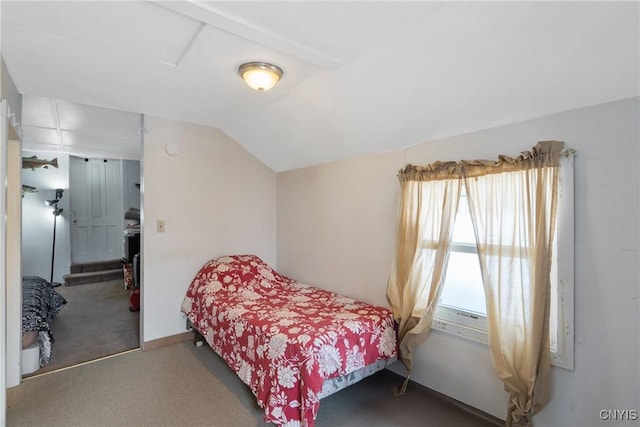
[27,279,140,376]
[8,341,501,426]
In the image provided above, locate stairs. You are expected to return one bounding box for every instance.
[63,259,124,286]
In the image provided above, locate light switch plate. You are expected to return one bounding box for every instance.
[156,220,165,232]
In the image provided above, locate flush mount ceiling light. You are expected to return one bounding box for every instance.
[238,62,284,93]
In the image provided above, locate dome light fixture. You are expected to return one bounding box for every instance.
[238,62,284,93]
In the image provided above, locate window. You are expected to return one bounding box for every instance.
[432,154,574,370]
[434,189,488,335]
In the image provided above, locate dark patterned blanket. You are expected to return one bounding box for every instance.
[22,276,67,366]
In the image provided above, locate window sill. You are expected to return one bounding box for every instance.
[432,317,488,345]
[432,317,573,370]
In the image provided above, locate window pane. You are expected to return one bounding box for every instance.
[451,194,476,244]
[440,251,486,316]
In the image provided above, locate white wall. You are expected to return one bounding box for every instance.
[277,152,400,308]
[1,58,21,129]
[142,117,276,343]
[21,151,71,284]
[276,97,640,425]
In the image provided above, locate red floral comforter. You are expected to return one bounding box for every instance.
[181,255,397,426]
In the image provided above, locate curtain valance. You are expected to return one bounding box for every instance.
[398,140,564,182]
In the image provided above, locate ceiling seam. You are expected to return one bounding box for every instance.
[50,99,64,150]
[152,1,343,70]
[4,20,181,68]
[174,22,207,68]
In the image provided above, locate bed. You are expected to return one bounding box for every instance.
[181,255,398,426]
[22,276,67,368]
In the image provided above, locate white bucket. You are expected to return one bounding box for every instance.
[21,342,40,375]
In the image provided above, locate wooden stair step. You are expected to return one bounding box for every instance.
[63,269,124,286]
[70,259,123,274]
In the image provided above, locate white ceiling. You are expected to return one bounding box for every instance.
[20,96,141,160]
[2,1,638,170]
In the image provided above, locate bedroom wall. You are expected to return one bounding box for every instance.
[142,116,276,343]
[276,97,640,425]
[21,150,71,284]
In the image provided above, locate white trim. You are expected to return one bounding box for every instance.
[1,99,8,427]
[432,317,488,345]
[435,304,487,331]
[5,134,22,387]
[550,152,575,370]
[139,114,145,349]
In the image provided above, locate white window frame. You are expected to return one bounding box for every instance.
[432,150,575,370]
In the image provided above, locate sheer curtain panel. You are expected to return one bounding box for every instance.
[462,141,563,426]
[386,163,461,394]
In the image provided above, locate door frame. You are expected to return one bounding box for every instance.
[1,100,8,427]
[1,103,144,426]
[0,100,22,424]
[6,136,21,387]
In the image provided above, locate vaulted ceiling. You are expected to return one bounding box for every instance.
[2,1,638,171]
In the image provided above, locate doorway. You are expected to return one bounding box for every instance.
[21,153,141,376]
[17,96,143,377]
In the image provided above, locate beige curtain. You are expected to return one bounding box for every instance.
[462,141,563,426]
[386,163,461,394]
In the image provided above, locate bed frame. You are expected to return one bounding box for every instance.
[187,319,396,401]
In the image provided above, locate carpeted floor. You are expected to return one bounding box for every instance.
[26,279,140,376]
[8,341,501,426]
